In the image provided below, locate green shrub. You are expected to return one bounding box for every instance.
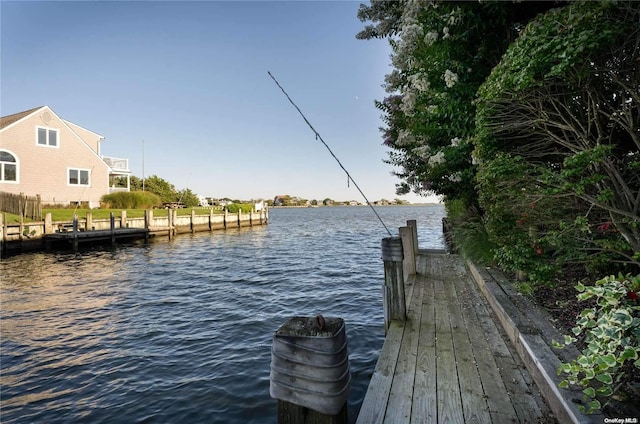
[554,274,640,414]
[226,203,253,214]
[445,200,496,266]
[101,191,161,209]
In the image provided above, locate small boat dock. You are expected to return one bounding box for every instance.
[44,227,149,250]
[357,250,556,424]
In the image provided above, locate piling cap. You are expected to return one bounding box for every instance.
[381,236,403,261]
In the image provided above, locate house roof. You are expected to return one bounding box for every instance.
[63,119,105,141]
[0,106,44,130]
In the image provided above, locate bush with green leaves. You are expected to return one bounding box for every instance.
[225,203,253,214]
[555,274,640,414]
[100,191,160,209]
[474,1,640,283]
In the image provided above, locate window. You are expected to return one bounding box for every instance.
[0,150,18,182]
[37,127,58,147]
[68,168,90,186]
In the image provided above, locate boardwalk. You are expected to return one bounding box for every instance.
[357,251,556,424]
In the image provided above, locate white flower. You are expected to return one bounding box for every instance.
[391,42,416,72]
[402,0,430,23]
[413,145,431,159]
[400,90,417,116]
[396,129,414,146]
[444,69,459,88]
[450,137,462,147]
[447,7,461,26]
[447,173,462,182]
[384,70,402,93]
[408,73,430,92]
[442,26,450,39]
[428,151,445,166]
[402,23,424,46]
[471,151,480,165]
[424,31,438,46]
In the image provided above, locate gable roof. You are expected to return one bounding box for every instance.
[63,119,105,141]
[0,106,45,130]
[0,105,109,168]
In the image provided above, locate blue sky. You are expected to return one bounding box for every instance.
[1,1,438,203]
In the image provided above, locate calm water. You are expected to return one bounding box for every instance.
[1,205,445,423]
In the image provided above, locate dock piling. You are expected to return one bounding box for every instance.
[270,316,350,424]
[73,214,79,251]
[110,213,116,246]
[399,226,416,280]
[381,237,406,331]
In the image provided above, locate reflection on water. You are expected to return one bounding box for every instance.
[0,205,445,424]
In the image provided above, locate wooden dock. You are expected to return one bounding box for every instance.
[357,251,556,424]
[1,208,268,256]
[44,227,149,247]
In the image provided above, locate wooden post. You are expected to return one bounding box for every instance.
[277,401,347,424]
[168,209,174,239]
[0,213,5,257]
[121,210,127,229]
[381,237,406,331]
[173,209,178,237]
[44,213,53,234]
[86,211,93,231]
[191,209,196,233]
[271,316,349,424]
[209,208,214,232]
[237,209,242,227]
[144,209,151,242]
[19,213,24,242]
[110,212,116,246]
[399,226,416,281]
[73,214,79,252]
[407,219,418,256]
[223,208,228,229]
[37,194,42,221]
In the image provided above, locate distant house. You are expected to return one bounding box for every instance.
[196,194,209,207]
[0,105,130,208]
[273,195,288,206]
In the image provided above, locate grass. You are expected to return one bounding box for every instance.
[2,208,224,224]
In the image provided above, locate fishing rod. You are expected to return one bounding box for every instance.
[267,71,392,237]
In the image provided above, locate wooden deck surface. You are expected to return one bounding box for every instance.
[356,251,556,424]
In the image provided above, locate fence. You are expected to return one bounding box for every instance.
[0,192,42,221]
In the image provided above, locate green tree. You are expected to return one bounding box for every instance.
[143,174,178,203]
[177,188,200,208]
[130,175,143,191]
[358,1,553,208]
[475,1,640,278]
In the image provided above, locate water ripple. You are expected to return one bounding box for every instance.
[1,205,445,423]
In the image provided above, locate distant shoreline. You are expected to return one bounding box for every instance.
[270,203,442,208]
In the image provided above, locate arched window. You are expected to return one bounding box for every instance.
[0,150,18,182]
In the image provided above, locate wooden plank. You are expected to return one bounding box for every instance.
[383,271,424,423]
[444,279,492,424]
[433,273,465,424]
[358,252,564,424]
[356,320,405,424]
[410,274,437,424]
[463,273,557,423]
[456,274,519,420]
[500,358,549,422]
